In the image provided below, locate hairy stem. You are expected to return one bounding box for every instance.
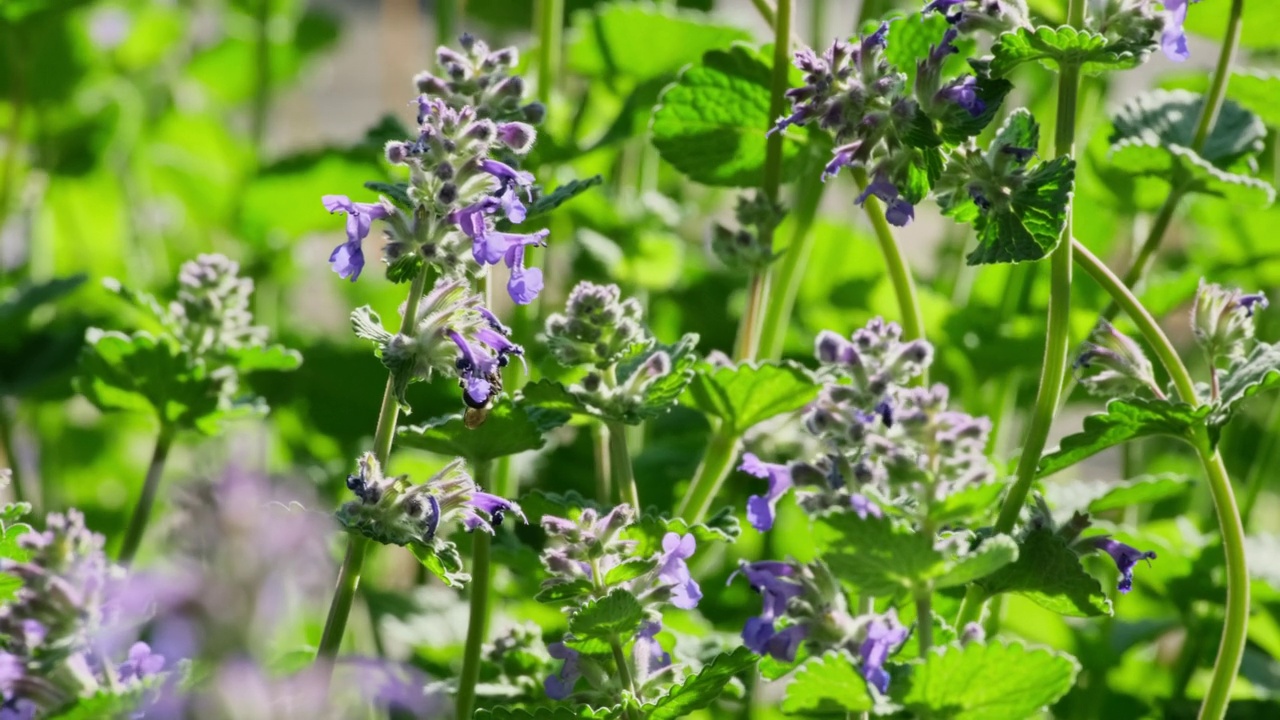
[607,420,641,510]
[852,167,926,356]
[993,0,1083,534]
[1072,241,1247,720]
[456,460,495,720]
[536,0,564,105]
[759,152,826,360]
[674,423,740,523]
[317,264,431,664]
[117,425,175,564]
[915,586,934,656]
[593,423,613,505]
[0,402,25,507]
[610,634,639,717]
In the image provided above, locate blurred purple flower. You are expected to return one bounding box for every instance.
[117,642,165,683]
[850,493,882,519]
[740,453,795,532]
[936,76,985,117]
[855,172,914,227]
[634,622,672,677]
[544,642,581,700]
[1161,0,1199,62]
[859,612,909,694]
[1094,537,1157,594]
[731,560,806,659]
[656,533,702,610]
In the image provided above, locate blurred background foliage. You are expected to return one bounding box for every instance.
[3,0,1280,717]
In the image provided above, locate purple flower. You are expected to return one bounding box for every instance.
[765,624,809,662]
[480,159,535,223]
[506,244,545,305]
[322,195,391,282]
[473,228,548,266]
[0,699,35,720]
[634,622,672,676]
[731,560,806,659]
[822,142,864,182]
[856,173,914,227]
[1161,0,1197,62]
[656,532,702,610]
[1238,292,1269,317]
[448,329,499,408]
[850,493,883,519]
[861,22,889,56]
[466,492,526,529]
[740,453,795,532]
[452,197,501,240]
[859,613,909,694]
[1094,537,1157,594]
[937,75,985,117]
[117,641,165,683]
[545,642,581,700]
[496,122,536,154]
[928,27,961,65]
[0,653,22,697]
[1001,145,1036,164]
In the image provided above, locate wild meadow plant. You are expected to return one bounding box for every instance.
[3,0,1280,718]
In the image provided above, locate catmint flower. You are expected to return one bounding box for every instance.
[856,171,914,226]
[960,621,985,646]
[505,243,545,306]
[922,0,1029,34]
[850,493,883,519]
[322,195,393,281]
[1073,321,1161,398]
[858,611,909,694]
[1093,537,1157,594]
[116,642,165,683]
[936,75,985,116]
[740,453,796,532]
[480,159,535,223]
[414,35,539,123]
[1192,280,1268,364]
[339,454,524,547]
[544,281,649,368]
[655,533,702,610]
[544,642,581,700]
[1160,0,1199,62]
[633,622,672,678]
[732,561,807,659]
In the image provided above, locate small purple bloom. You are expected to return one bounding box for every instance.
[506,244,545,306]
[765,624,809,662]
[656,532,702,610]
[1237,292,1269,317]
[732,560,806,658]
[1001,145,1036,164]
[861,22,889,56]
[856,173,914,227]
[740,453,795,532]
[1161,0,1196,62]
[859,613,909,694]
[768,107,811,137]
[467,492,526,528]
[322,195,390,282]
[875,399,894,427]
[822,142,864,182]
[928,27,961,65]
[545,642,581,700]
[473,228,548,266]
[1094,537,1157,594]
[118,641,165,682]
[496,122,536,154]
[937,76,985,117]
[452,197,501,240]
[634,622,672,676]
[480,159,535,223]
[448,329,499,408]
[0,652,22,696]
[850,493,883,519]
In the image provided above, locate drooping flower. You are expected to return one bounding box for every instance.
[1093,537,1157,594]
[117,642,165,683]
[634,622,672,678]
[1160,0,1199,62]
[740,453,795,532]
[322,195,392,281]
[505,243,545,305]
[480,159,535,223]
[544,642,581,700]
[858,612,910,694]
[850,493,883,520]
[936,75,985,116]
[732,560,807,659]
[855,172,914,227]
[656,533,702,610]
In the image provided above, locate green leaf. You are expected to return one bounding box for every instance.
[227,344,303,373]
[815,513,945,596]
[1111,90,1265,167]
[1164,70,1280,129]
[987,25,1154,77]
[929,482,1006,525]
[408,538,471,589]
[1210,341,1280,427]
[517,379,587,428]
[475,707,617,720]
[397,397,565,463]
[975,526,1112,617]
[780,651,875,715]
[1047,474,1193,515]
[933,535,1019,590]
[1109,141,1274,208]
[892,641,1080,720]
[535,579,596,604]
[1038,398,1209,478]
[623,511,741,557]
[566,3,752,82]
[966,156,1074,265]
[0,274,85,329]
[604,558,658,585]
[644,647,758,720]
[652,45,803,187]
[680,360,818,435]
[620,333,701,423]
[521,176,604,222]
[568,588,644,640]
[363,180,412,209]
[0,522,32,603]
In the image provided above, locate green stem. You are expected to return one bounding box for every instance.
[250,0,271,155]
[735,271,771,361]
[536,0,564,105]
[1240,399,1280,529]
[436,0,459,45]
[456,460,495,720]
[317,263,431,663]
[593,423,612,504]
[992,0,1083,533]
[117,425,175,564]
[0,402,25,506]
[674,423,740,523]
[914,586,933,656]
[759,153,826,361]
[954,584,985,628]
[610,634,640,715]
[607,420,641,510]
[852,167,926,347]
[1072,240,1247,720]
[1190,0,1246,153]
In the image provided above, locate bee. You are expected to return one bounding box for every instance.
[462,368,504,428]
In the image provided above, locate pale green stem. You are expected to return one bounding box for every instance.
[537,0,564,105]
[455,459,495,720]
[0,402,25,507]
[915,586,933,656]
[250,0,271,155]
[851,168,926,350]
[117,425,175,564]
[316,263,431,664]
[759,153,826,361]
[607,420,641,510]
[674,422,740,523]
[593,423,612,505]
[992,0,1084,534]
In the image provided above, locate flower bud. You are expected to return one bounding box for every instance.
[1073,321,1159,398]
[1192,280,1268,364]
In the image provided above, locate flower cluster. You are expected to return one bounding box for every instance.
[337,453,524,549]
[708,192,786,273]
[922,0,1029,35]
[731,560,909,692]
[932,111,1046,219]
[353,277,523,410]
[1192,280,1269,366]
[167,254,269,358]
[323,36,548,305]
[1073,320,1162,399]
[0,510,160,717]
[772,23,990,226]
[543,282,649,368]
[539,506,702,702]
